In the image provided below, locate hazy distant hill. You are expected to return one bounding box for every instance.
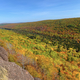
[0,24,7,26]
[0,17,80,32]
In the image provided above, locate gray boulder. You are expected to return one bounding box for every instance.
[34,77,41,80]
[0,46,8,61]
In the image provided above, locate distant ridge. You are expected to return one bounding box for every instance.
[0,17,80,24]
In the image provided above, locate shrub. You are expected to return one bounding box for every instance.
[67,24,77,28]
[8,54,17,62]
[57,45,61,52]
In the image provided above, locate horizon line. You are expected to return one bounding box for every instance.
[0,17,80,24]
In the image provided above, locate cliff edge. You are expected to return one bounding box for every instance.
[0,46,41,80]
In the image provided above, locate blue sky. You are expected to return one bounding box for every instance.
[0,0,80,23]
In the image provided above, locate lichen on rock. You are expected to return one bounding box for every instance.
[0,66,8,80]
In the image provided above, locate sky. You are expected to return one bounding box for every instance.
[0,0,80,23]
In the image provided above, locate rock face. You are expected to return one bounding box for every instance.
[0,46,34,80]
[0,57,34,80]
[0,46,41,80]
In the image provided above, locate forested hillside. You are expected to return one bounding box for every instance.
[0,18,80,80]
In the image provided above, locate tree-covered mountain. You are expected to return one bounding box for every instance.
[0,18,80,80]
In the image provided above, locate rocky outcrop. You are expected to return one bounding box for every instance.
[0,57,34,80]
[0,46,42,80]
